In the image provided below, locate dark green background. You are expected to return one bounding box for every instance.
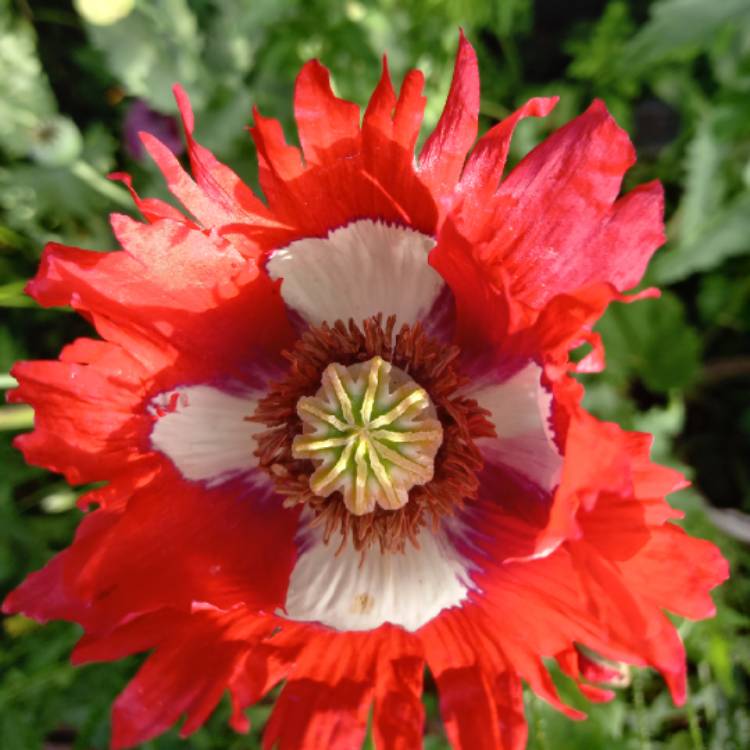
[1,0,749,748]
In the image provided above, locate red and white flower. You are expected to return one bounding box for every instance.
[4,33,728,750]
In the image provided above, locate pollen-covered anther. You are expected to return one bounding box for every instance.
[292,357,443,516]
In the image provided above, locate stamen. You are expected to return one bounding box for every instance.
[251,315,495,552]
[292,356,443,516]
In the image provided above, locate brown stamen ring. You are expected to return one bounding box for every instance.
[251,315,494,552]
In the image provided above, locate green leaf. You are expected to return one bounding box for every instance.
[0,163,116,249]
[676,116,726,248]
[566,1,636,89]
[618,0,750,72]
[0,281,34,309]
[84,0,205,112]
[0,10,57,158]
[203,0,292,85]
[631,397,686,463]
[596,292,702,393]
[652,192,750,283]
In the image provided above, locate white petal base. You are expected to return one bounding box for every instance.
[282,521,472,632]
[469,362,562,491]
[266,219,444,328]
[149,385,261,486]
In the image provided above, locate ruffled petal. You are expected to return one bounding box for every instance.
[6,472,297,634]
[71,468,297,619]
[262,627,375,750]
[458,96,558,202]
[372,632,425,750]
[616,524,729,619]
[420,609,531,750]
[139,132,243,228]
[2,509,120,627]
[172,84,274,223]
[109,171,190,224]
[9,351,150,485]
[294,61,361,164]
[71,608,269,749]
[568,543,690,703]
[469,100,662,307]
[27,234,292,379]
[393,70,427,153]
[250,108,306,205]
[110,214,246,296]
[442,100,664,331]
[429,215,515,351]
[362,58,397,141]
[260,624,424,750]
[360,60,436,234]
[419,31,480,208]
[251,111,423,237]
[582,180,666,293]
[463,551,598,717]
[249,55,439,240]
[363,60,426,157]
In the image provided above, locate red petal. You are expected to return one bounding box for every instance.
[253,116,433,240]
[467,464,558,563]
[172,85,273,221]
[362,58,397,141]
[8,354,149,485]
[584,180,666,293]
[421,610,532,750]
[250,624,426,750]
[72,468,298,621]
[250,108,306,205]
[140,132,241,227]
[430,216,513,350]
[360,60,437,235]
[249,59,438,239]
[459,96,558,199]
[569,546,689,704]
[434,667,510,750]
[294,61,361,164]
[108,171,189,224]
[617,524,729,620]
[469,556,592,718]
[555,648,617,703]
[419,31,480,206]
[2,509,120,627]
[101,609,261,748]
[111,214,246,295]
[372,650,425,750]
[228,644,292,733]
[454,100,663,309]
[392,69,426,153]
[26,238,292,379]
[262,629,376,750]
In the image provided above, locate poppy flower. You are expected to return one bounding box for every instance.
[4,33,728,750]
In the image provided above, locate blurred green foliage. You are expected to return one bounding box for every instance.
[1,0,749,748]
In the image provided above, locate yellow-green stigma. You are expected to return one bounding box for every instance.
[292,356,444,516]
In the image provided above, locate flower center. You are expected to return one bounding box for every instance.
[292,356,443,516]
[251,315,495,552]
